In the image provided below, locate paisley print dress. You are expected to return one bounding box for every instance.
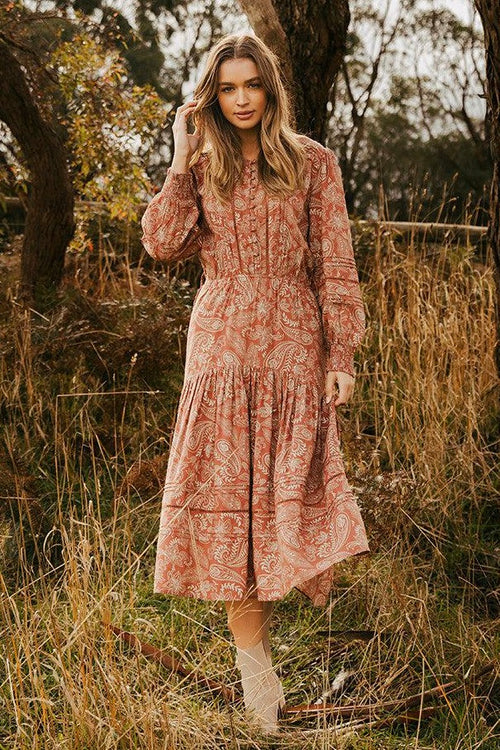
[140,134,369,606]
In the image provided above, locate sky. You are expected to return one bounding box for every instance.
[374,0,476,23]
[431,0,476,23]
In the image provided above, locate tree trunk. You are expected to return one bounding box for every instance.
[238,0,350,142]
[474,1,500,375]
[0,39,75,305]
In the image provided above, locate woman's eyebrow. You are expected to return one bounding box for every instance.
[218,76,261,86]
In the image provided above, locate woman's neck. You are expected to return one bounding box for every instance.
[239,131,261,160]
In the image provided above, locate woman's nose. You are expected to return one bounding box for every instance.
[236,88,249,104]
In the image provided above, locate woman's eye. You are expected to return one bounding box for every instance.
[220,83,261,93]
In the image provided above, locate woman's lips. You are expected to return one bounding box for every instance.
[235,111,255,120]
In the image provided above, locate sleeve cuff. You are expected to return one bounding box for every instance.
[159,166,196,200]
[325,346,356,376]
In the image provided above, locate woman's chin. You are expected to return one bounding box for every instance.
[230,116,262,131]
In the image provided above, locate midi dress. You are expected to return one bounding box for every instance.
[140,133,370,607]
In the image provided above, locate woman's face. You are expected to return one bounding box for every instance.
[217,57,267,135]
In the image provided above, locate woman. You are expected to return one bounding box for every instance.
[141,33,370,734]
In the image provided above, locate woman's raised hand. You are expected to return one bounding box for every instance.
[171,100,200,173]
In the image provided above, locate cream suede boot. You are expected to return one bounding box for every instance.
[261,631,285,714]
[235,638,285,734]
[261,602,285,715]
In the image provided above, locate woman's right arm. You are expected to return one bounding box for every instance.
[141,99,204,263]
[140,166,205,262]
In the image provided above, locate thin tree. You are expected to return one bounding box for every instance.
[237,0,350,141]
[474,0,500,373]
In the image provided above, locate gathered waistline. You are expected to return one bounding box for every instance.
[204,272,309,282]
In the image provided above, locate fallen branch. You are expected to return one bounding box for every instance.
[293,706,440,736]
[283,679,456,719]
[104,621,236,703]
[283,660,498,723]
[369,705,439,727]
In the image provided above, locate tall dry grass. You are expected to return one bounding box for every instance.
[0,208,498,748]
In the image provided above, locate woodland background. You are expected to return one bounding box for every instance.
[0,1,499,748]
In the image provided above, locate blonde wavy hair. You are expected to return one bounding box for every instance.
[189,33,307,203]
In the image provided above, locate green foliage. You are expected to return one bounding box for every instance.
[51,27,167,222]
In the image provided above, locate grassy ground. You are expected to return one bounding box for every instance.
[0,220,498,749]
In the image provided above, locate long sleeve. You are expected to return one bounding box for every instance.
[307,146,366,376]
[140,166,206,262]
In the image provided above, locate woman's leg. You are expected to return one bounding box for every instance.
[261,600,274,660]
[224,596,284,733]
[224,596,271,648]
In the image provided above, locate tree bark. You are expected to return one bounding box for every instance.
[474,1,500,374]
[238,0,350,141]
[0,38,75,304]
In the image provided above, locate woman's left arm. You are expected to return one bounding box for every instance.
[307,145,366,379]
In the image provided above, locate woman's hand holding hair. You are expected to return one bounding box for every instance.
[325,370,355,406]
[170,100,200,173]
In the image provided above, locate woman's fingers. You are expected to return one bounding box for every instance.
[171,100,200,160]
[325,371,355,405]
[168,100,195,124]
[173,103,194,127]
[172,101,197,128]
[175,100,197,118]
[177,99,197,111]
[334,380,353,406]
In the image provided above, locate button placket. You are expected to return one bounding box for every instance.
[248,163,260,271]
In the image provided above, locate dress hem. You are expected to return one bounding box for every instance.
[152,545,370,607]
